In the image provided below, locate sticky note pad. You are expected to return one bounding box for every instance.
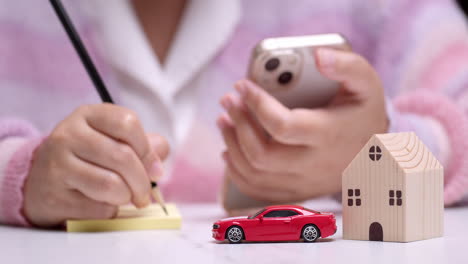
[66,203,181,232]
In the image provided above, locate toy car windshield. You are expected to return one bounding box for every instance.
[248,208,266,219]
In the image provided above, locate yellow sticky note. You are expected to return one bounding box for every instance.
[66,203,181,232]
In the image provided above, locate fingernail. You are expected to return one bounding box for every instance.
[222,151,229,162]
[221,96,233,110]
[244,79,259,90]
[244,79,263,98]
[217,116,227,130]
[318,49,336,71]
[149,161,163,181]
[137,195,151,208]
[235,82,247,98]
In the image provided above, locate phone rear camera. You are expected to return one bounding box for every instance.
[265,58,280,71]
[278,72,293,85]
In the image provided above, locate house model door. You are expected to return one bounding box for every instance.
[369,222,383,241]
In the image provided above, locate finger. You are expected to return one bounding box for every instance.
[66,190,118,220]
[77,104,156,170]
[217,115,296,188]
[314,48,382,97]
[71,127,151,208]
[63,154,132,205]
[217,111,310,174]
[234,79,329,145]
[219,94,278,172]
[223,152,297,203]
[217,103,286,173]
[147,133,170,161]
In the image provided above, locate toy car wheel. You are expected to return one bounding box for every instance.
[302,224,320,242]
[226,226,244,243]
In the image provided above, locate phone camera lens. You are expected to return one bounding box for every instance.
[278,71,293,85]
[265,58,280,71]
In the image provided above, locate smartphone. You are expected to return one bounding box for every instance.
[247,33,350,108]
[222,34,351,215]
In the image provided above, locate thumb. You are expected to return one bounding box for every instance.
[147,133,170,161]
[315,48,381,97]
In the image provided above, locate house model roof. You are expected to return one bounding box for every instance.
[372,132,442,173]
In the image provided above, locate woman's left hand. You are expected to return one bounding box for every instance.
[217,48,389,203]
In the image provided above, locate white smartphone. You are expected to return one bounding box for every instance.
[222,34,351,215]
[247,33,350,108]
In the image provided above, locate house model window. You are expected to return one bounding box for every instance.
[369,146,382,161]
[389,190,402,206]
[347,189,361,206]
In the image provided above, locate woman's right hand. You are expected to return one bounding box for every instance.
[23,104,169,227]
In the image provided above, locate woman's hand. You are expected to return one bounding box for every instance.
[23,104,170,227]
[218,48,388,203]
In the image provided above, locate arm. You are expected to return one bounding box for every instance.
[374,0,468,205]
[0,118,42,226]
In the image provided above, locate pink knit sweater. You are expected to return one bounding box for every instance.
[1,0,468,226]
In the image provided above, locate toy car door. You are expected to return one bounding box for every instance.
[256,210,298,241]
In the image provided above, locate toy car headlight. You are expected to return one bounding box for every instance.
[213,224,220,229]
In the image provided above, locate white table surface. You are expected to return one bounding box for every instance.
[1,198,467,264]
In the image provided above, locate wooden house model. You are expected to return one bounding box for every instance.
[342,132,444,242]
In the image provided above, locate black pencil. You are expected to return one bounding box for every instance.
[49,0,168,215]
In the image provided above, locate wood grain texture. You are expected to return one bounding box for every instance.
[342,132,443,242]
[66,203,181,232]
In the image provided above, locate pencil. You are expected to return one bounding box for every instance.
[49,0,168,215]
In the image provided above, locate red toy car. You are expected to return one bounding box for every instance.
[212,205,337,243]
